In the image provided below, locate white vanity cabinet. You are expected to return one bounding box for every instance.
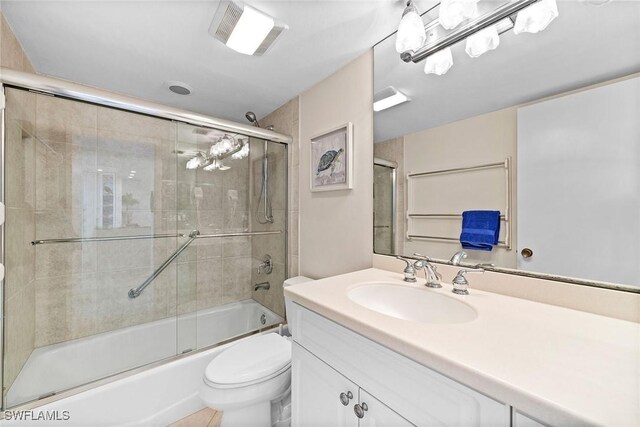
[292,342,413,426]
[288,301,509,427]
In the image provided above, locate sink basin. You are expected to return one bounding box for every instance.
[348,283,477,324]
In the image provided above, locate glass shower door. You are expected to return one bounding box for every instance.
[373,162,396,255]
[2,87,187,407]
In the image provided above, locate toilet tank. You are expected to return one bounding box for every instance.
[283,276,313,327]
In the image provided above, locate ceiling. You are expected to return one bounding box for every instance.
[374,0,640,142]
[0,0,407,124]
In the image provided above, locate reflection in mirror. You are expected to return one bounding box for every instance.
[373,0,640,290]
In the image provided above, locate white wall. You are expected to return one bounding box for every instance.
[299,51,373,278]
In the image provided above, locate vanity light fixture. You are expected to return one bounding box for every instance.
[465,24,500,58]
[373,86,411,112]
[185,135,248,171]
[395,0,427,54]
[513,0,559,34]
[209,1,288,56]
[439,0,479,30]
[399,0,558,75]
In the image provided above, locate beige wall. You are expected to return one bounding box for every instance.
[299,51,373,279]
[403,107,518,267]
[1,12,37,396]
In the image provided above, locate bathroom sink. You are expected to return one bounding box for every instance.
[348,283,477,324]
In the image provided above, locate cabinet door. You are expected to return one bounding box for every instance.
[292,342,359,427]
[358,389,415,427]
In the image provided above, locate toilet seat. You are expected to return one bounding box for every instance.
[204,333,291,389]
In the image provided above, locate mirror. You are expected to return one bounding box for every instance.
[373,0,640,291]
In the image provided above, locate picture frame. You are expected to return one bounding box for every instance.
[309,122,353,192]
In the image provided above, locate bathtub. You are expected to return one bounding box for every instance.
[6,299,283,409]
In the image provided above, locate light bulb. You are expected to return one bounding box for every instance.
[424,47,454,75]
[465,25,500,58]
[232,143,250,160]
[439,0,478,30]
[395,1,427,53]
[186,157,200,170]
[514,0,559,35]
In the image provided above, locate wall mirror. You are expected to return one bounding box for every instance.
[373,0,640,292]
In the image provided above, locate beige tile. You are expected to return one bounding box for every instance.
[35,95,98,146]
[222,257,252,302]
[288,211,299,256]
[196,257,224,309]
[97,106,172,142]
[4,208,35,300]
[5,115,36,210]
[0,14,24,71]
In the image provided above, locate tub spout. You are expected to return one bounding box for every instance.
[254,282,270,291]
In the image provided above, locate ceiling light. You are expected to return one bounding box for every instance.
[514,0,559,34]
[465,24,500,58]
[424,47,453,75]
[439,0,479,30]
[395,1,427,54]
[373,86,410,112]
[210,1,288,56]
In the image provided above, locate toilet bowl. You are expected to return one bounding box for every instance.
[200,276,313,427]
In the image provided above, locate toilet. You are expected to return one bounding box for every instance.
[200,276,313,427]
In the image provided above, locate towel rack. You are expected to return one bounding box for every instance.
[406,158,511,249]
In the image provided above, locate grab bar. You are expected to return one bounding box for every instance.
[32,233,185,246]
[128,230,282,299]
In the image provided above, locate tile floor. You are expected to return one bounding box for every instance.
[168,408,222,427]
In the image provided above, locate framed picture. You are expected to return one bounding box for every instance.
[310,122,353,192]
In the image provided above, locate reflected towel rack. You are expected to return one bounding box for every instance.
[128,230,281,299]
[31,233,185,246]
[406,158,511,249]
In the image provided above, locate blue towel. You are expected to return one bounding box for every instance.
[460,210,500,252]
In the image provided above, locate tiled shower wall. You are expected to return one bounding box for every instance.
[1,12,37,396]
[251,97,300,317]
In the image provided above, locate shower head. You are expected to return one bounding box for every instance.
[245,111,260,128]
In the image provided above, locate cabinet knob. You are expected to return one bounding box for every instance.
[339,391,353,406]
[521,248,534,258]
[354,402,368,419]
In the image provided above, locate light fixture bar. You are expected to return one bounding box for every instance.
[402,0,540,63]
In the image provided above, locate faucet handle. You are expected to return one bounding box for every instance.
[396,256,417,282]
[452,268,484,295]
[450,250,468,266]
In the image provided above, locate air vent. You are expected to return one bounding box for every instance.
[209,1,288,56]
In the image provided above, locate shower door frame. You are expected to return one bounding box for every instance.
[0,68,292,411]
[373,158,397,255]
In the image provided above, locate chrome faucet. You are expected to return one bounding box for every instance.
[450,250,468,266]
[396,256,418,282]
[413,253,442,288]
[451,268,484,295]
[254,282,270,291]
[257,255,273,274]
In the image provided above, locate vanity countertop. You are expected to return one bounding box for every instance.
[284,268,640,427]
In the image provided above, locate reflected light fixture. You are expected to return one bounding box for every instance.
[210,1,288,56]
[395,1,427,54]
[424,47,453,75]
[399,0,558,76]
[514,0,559,34]
[439,0,479,30]
[465,24,500,58]
[373,86,411,112]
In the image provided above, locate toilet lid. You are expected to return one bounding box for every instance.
[205,333,291,386]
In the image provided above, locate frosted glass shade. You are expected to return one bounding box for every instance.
[514,0,559,34]
[395,5,427,53]
[424,48,454,75]
[439,0,479,30]
[465,25,500,58]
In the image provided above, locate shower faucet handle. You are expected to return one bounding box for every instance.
[257,255,273,275]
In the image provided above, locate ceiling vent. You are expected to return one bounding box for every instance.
[209,1,288,56]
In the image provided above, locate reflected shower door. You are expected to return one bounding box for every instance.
[373,162,396,255]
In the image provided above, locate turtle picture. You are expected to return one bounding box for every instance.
[316,148,344,176]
